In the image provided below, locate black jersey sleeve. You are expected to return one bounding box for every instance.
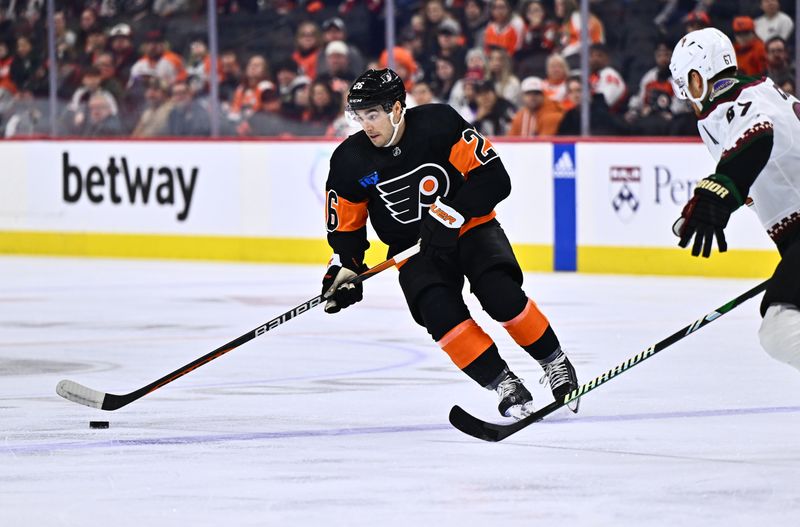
[325,144,371,270]
[439,106,512,217]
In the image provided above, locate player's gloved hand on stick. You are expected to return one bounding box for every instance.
[420,196,468,259]
[672,174,743,258]
[321,260,365,314]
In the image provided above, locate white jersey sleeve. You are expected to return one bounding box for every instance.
[697,77,800,243]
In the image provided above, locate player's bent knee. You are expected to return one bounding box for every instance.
[758,303,800,371]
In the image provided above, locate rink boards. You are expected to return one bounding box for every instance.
[0,138,778,277]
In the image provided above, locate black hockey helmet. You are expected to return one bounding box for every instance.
[346,68,406,113]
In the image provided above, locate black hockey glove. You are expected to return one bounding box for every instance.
[420,196,468,259]
[672,174,743,258]
[321,260,366,314]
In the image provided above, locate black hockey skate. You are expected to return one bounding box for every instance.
[495,372,534,420]
[539,349,580,413]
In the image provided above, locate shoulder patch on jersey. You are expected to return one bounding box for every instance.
[699,76,764,119]
[358,171,380,188]
[709,78,736,101]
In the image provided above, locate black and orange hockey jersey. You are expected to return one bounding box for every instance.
[325,103,512,269]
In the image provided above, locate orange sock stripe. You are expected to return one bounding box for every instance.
[438,319,494,369]
[501,299,549,347]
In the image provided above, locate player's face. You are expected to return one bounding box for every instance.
[351,104,395,146]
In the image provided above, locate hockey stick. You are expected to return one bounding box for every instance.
[449,279,769,442]
[56,244,420,411]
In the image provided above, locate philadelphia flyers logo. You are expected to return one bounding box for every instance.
[376,163,451,224]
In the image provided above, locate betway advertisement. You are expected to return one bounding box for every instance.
[0,140,552,244]
[576,142,774,250]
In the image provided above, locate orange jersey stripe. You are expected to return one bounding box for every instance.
[328,192,368,232]
[460,211,496,236]
[438,319,494,369]
[448,132,497,176]
[501,299,549,347]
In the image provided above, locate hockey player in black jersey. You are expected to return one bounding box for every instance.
[321,68,580,419]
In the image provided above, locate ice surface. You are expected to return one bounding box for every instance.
[1,256,798,526]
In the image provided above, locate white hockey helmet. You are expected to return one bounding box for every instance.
[669,28,737,103]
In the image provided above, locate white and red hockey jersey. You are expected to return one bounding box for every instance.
[696,75,800,243]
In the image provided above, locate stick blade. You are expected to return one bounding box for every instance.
[56,379,106,409]
[448,405,504,442]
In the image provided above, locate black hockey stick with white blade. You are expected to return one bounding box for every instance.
[56,244,420,411]
[449,279,769,442]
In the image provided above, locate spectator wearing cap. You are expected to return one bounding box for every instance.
[132,79,173,137]
[555,0,604,68]
[292,21,322,80]
[229,54,271,121]
[588,43,626,113]
[508,76,564,136]
[765,36,795,84]
[317,40,359,94]
[281,75,312,122]
[436,19,467,77]
[166,80,211,136]
[129,29,187,88]
[461,0,489,50]
[755,0,794,42]
[733,16,767,77]
[487,46,521,106]
[516,0,558,79]
[542,53,568,103]
[484,0,526,58]
[317,17,365,77]
[108,23,136,86]
[472,79,516,136]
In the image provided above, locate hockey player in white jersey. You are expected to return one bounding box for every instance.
[670,27,800,372]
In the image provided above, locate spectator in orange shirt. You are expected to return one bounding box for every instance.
[542,53,569,103]
[733,16,768,77]
[229,55,271,121]
[508,76,564,136]
[484,0,526,57]
[555,0,604,68]
[129,29,187,89]
[292,21,322,80]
